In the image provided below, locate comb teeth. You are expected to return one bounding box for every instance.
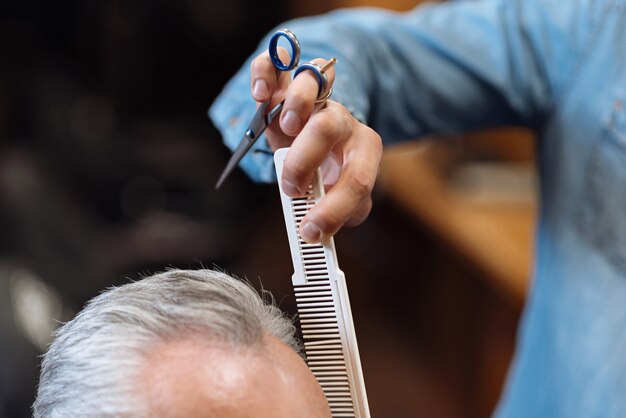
[291,188,356,416]
[275,148,370,418]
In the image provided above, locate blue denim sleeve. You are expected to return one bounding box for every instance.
[209,0,585,183]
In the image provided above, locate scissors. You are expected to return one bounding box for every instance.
[215,28,337,190]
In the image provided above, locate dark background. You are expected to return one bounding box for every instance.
[0,1,289,415]
[0,1,524,417]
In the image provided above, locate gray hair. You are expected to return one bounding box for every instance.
[33,269,299,418]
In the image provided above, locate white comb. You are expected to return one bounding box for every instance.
[274,148,370,418]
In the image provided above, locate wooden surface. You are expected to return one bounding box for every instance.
[379,140,536,306]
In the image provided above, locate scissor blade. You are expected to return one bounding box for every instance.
[215,101,285,190]
[267,101,284,125]
[215,136,255,190]
[215,102,271,190]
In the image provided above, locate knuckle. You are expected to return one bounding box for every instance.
[251,56,270,74]
[339,109,356,138]
[357,124,383,160]
[283,160,310,184]
[318,207,344,230]
[289,91,311,109]
[368,129,383,156]
[347,170,375,201]
[327,106,356,143]
[250,57,261,72]
[367,126,383,149]
[309,112,341,143]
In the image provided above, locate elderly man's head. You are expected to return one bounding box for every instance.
[33,270,331,417]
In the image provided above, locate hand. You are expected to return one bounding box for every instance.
[250,49,383,244]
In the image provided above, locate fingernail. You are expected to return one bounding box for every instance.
[282,110,302,134]
[301,221,322,243]
[282,179,301,196]
[253,79,269,99]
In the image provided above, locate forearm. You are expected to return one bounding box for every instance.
[210,0,577,182]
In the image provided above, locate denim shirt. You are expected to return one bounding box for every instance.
[210,0,626,416]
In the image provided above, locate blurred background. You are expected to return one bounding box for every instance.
[0,0,537,417]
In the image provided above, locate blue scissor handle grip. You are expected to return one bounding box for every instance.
[294,63,327,97]
[269,29,301,71]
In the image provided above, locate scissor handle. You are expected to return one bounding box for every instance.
[269,29,301,71]
[294,62,329,98]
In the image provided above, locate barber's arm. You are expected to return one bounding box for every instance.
[210,0,578,242]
